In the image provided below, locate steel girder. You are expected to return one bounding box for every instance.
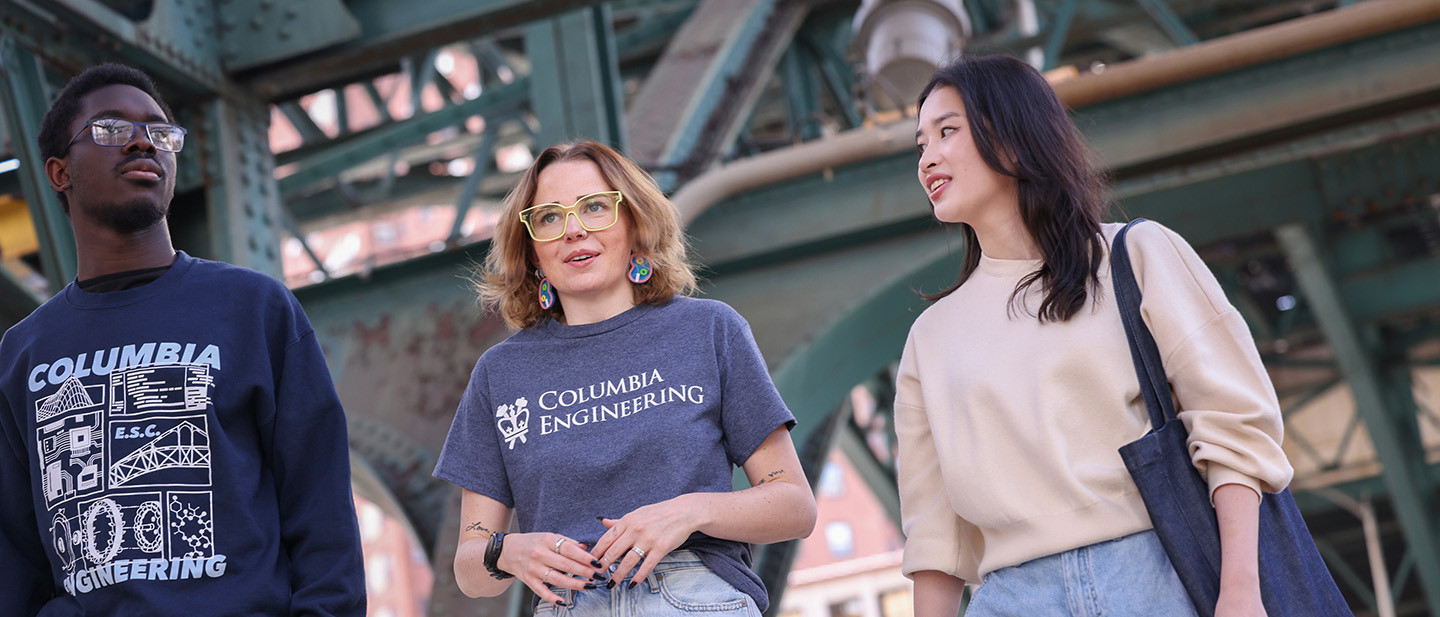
[198,97,287,276]
[623,0,810,190]
[1275,225,1440,616]
[243,0,602,100]
[272,10,1440,615]
[525,5,627,150]
[275,78,529,199]
[4,2,1438,615]
[0,39,76,291]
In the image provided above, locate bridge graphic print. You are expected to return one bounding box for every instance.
[109,419,210,487]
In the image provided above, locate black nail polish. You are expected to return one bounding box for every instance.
[584,583,597,590]
[606,580,617,589]
[592,572,607,581]
[628,581,637,589]
[596,515,605,521]
[591,558,603,567]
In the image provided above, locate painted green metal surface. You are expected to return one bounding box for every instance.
[2,3,1437,614]
[0,0,227,94]
[200,97,286,277]
[0,39,77,290]
[277,78,528,198]
[0,260,43,329]
[1275,223,1440,616]
[1136,0,1200,46]
[1043,0,1083,70]
[1081,19,1440,172]
[835,422,901,528]
[216,0,360,71]
[525,5,627,149]
[245,0,599,99]
[624,0,808,189]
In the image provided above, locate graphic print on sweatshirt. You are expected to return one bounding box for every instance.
[30,342,225,596]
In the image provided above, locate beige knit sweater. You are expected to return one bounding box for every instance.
[894,221,1294,583]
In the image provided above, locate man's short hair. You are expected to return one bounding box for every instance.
[36,64,174,212]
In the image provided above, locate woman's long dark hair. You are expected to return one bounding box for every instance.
[918,54,1107,323]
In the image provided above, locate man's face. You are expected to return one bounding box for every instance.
[55,84,178,232]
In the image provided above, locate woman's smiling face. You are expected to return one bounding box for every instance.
[529,159,637,314]
[915,85,1018,226]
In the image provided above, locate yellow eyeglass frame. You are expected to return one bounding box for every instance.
[517,191,624,242]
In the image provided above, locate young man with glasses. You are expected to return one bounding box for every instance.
[0,64,366,616]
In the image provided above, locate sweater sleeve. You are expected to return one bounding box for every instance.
[894,329,984,582]
[0,388,58,616]
[266,330,368,617]
[1127,222,1295,498]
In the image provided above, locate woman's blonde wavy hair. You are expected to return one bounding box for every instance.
[477,140,698,329]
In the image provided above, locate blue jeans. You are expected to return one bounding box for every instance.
[965,530,1199,617]
[539,550,762,617]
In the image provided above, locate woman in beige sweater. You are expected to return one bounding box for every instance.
[900,55,1292,617]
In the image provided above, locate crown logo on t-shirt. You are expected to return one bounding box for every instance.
[495,397,530,450]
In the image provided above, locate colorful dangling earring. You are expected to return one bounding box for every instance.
[628,254,653,284]
[536,269,556,310]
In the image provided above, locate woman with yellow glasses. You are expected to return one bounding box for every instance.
[433,140,816,617]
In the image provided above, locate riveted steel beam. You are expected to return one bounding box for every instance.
[244,0,599,100]
[0,38,76,290]
[199,96,286,276]
[215,0,360,71]
[1275,223,1440,616]
[0,0,227,95]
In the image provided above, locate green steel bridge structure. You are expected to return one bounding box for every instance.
[3,0,1440,615]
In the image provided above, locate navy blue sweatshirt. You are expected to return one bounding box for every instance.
[0,252,365,616]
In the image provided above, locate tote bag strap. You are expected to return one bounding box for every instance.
[1109,219,1180,430]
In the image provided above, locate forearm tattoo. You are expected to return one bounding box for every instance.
[465,521,494,536]
[756,468,786,486]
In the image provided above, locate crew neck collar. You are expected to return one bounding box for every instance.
[535,300,663,338]
[976,252,1043,278]
[63,251,194,309]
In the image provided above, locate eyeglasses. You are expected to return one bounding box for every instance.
[61,118,187,155]
[518,191,624,242]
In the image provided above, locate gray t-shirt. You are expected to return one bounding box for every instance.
[434,296,795,610]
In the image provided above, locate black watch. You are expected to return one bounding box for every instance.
[484,532,514,580]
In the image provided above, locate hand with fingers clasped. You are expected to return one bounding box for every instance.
[590,495,703,588]
[496,532,608,606]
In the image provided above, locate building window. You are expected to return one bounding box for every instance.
[881,587,914,617]
[818,461,845,497]
[825,521,854,558]
[829,597,863,617]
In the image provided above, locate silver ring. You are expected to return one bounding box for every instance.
[543,569,553,585]
[553,537,566,554]
[632,547,647,560]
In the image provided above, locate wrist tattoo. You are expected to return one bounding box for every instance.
[465,521,494,536]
